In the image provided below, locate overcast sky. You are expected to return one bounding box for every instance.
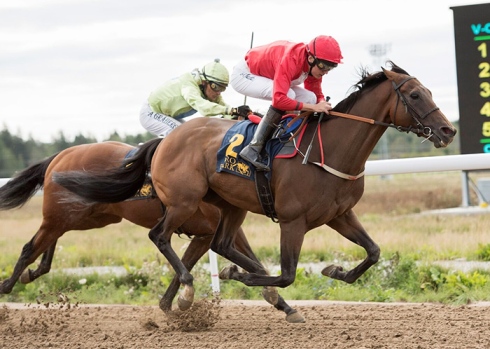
[1,0,487,142]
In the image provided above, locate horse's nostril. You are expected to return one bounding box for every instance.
[442,127,456,136]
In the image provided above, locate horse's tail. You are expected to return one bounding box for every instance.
[53,138,163,203]
[0,153,59,210]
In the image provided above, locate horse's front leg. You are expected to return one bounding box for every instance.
[217,214,305,289]
[322,209,380,283]
[232,225,305,323]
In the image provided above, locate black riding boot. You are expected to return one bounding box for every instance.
[239,106,284,171]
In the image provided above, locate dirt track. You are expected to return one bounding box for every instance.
[1,300,490,349]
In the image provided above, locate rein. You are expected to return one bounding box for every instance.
[290,76,438,137]
[294,74,440,180]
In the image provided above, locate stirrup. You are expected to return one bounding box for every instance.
[249,159,270,171]
[244,156,270,171]
[240,145,270,171]
[254,159,270,171]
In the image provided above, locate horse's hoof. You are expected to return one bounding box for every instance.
[261,287,279,306]
[219,265,238,280]
[19,270,31,284]
[0,282,12,295]
[159,298,172,313]
[177,296,193,311]
[321,265,343,278]
[177,285,194,311]
[286,309,305,323]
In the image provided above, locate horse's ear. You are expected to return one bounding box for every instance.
[382,67,396,81]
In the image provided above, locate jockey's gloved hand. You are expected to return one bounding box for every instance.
[237,105,252,117]
[231,105,253,120]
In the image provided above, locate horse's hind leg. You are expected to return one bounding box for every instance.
[0,226,63,294]
[159,234,213,312]
[322,209,380,283]
[212,208,268,275]
[19,242,57,284]
[148,208,198,311]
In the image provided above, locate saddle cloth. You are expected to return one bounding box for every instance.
[216,116,306,180]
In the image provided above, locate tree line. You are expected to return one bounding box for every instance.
[0,122,460,178]
[0,127,154,178]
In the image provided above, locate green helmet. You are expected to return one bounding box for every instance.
[201,58,229,87]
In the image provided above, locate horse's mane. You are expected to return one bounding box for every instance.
[334,61,409,113]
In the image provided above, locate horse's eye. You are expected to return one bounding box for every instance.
[410,93,419,99]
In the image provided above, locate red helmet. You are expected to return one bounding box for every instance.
[307,35,343,64]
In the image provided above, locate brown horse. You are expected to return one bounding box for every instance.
[53,62,457,314]
[0,140,303,322]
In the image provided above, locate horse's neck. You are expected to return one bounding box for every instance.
[322,87,392,174]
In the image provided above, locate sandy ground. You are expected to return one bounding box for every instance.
[1,299,490,349]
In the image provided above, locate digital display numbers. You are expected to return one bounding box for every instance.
[451,3,490,154]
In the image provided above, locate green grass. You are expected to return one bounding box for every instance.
[3,253,490,306]
[2,171,490,306]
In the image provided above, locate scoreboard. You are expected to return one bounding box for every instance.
[451,3,490,154]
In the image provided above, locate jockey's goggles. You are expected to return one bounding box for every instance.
[208,81,227,93]
[315,59,337,72]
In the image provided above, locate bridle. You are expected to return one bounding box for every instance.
[330,75,440,141]
[289,74,444,180]
[391,76,440,142]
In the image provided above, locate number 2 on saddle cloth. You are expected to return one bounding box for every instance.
[216,114,310,181]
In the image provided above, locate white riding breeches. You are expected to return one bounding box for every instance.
[230,58,317,105]
[139,102,184,138]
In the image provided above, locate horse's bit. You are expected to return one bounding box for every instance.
[391,76,440,143]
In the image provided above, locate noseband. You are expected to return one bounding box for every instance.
[391,76,440,141]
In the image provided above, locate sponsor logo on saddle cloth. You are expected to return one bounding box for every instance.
[216,116,305,181]
[124,148,155,200]
[133,179,153,199]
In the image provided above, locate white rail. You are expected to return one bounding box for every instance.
[365,153,490,176]
[3,153,490,292]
